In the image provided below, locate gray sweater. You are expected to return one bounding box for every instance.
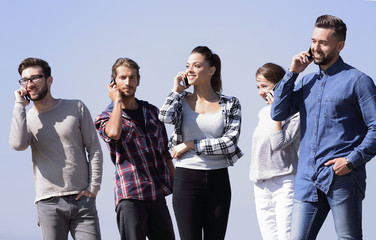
[250,105,300,183]
[9,99,103,203]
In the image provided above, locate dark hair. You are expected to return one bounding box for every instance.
[18,58,51,78]
[111,58,140,80]
[191,46,222,92]
[315,15,347,41]
[256,63,285,84]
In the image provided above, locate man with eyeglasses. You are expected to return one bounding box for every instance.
[9,58,103,240]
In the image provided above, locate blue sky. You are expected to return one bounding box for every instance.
[1,0,376,239]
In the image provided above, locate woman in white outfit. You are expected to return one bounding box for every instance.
[250,63,300,240]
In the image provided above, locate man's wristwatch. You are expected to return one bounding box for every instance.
[346,158,355,170]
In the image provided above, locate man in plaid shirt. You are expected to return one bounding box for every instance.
[95,58,175,240]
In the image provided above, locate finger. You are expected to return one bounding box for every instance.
[75,191,85,200]
[20,88,26,96]
[324,160,335,166]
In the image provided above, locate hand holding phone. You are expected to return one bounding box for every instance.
[182,75,189,88]
[21,88,30,101]
[307,47,314,61]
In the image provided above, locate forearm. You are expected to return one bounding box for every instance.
[105,101,123,140]
[87,150,103,195]
[9,103,31,150]
[271,71,299,121]
[159,92,183,124]
[347,75,376,167]
[270,114,300,151]
[166,158,175,178]
[195,133,239,156]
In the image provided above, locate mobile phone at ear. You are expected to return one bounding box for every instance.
[307,47,314,61]
[110,79,116,85]
[270,81,280,97]
[182,76,189,88]
[21,89,30,101]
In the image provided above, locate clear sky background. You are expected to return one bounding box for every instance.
[1,0,376,239]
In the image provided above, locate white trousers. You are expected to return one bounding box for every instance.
[253,174,295,240]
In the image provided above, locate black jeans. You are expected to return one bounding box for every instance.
[173,167,231,240]
[115,198,175,240]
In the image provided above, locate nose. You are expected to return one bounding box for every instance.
[312,42,321,52]
[123,77,130,85]
[187,65,194,72]
[258,88,265,95]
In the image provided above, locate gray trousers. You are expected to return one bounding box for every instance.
[37,194,101,240]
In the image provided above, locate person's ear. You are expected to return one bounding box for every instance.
[337,41,345,53]
[209,66,216,76]
[47,76,53,87]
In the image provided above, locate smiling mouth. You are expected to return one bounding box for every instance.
[27,89,38,94]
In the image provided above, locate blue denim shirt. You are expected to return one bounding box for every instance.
[271,57,376,202]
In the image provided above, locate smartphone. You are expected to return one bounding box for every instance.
[110,79,116,85]
[270,82,279,97]
[21,88,30,101]
[182,76,189,88]
[307,47,314,61]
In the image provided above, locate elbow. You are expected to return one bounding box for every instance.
[105,130,121,141]
[158,113,172,124]
[270,108,288,121]
[226,137,239,154]
[270,143,284,152]
[9,142,28,151]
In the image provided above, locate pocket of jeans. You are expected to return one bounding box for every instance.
[39,197,55,203]
[328,174,355,204]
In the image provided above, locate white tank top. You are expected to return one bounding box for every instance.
[176,99,228,170]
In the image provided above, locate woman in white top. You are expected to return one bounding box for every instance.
[250,63,300,240]
[159,46,243,240]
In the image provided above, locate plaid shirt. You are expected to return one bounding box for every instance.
[158,91,243,166]
[95,100,173,206]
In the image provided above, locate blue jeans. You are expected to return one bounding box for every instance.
[37,195,101,240]
[290,174,363,240]
[115,198,175,240]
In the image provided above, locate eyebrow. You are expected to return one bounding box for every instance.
[187,61,203,65]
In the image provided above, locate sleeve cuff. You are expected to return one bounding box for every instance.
[194,139,201,153]
[346,152,361,167]
[88,185,100,195]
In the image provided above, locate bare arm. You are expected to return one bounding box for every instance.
[104,82,124,140]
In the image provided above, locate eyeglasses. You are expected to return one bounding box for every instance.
[19,74,44,85]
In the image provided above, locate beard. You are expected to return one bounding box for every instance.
[313,49,337,66]
[30,82,48,101]
[120,86,136,98]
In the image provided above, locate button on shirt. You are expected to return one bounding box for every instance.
[95,100,173,206]
[271,57,376,202]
